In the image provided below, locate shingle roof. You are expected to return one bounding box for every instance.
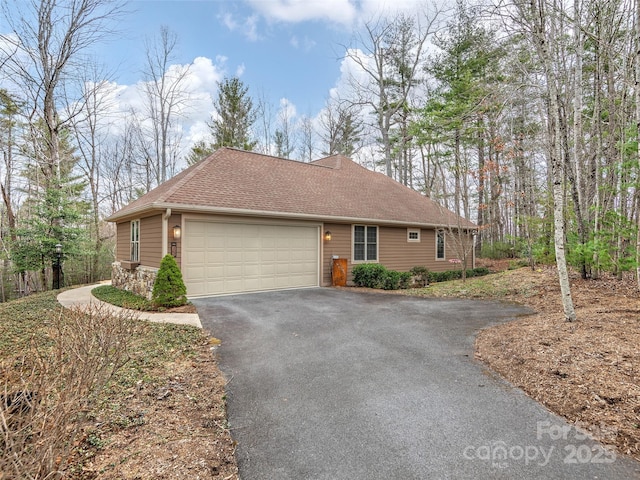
[107,147,475,228]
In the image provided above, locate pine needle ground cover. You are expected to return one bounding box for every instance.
[404,262,640,462]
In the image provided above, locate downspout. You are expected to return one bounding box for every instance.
[162,208,171,257]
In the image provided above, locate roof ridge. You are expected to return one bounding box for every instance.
[226,146,332,169]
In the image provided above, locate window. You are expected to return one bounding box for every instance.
[130,220,140,262]
[353,225,378,262]
[436,230,445,260]
[407,229,420,242]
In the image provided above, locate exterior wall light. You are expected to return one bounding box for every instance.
[324,231,332,241]
[173,225,181,239]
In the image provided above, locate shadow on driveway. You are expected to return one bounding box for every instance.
[193,288,640,480]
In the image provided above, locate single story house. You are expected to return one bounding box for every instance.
[107,147,477,298]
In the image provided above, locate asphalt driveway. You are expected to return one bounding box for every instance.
[193,288,640,480]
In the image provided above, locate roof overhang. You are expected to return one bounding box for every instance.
[106,202,476,230]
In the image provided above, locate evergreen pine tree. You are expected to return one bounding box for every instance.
[152,254,187,308]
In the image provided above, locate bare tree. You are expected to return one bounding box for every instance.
[255,89,274,155]
[318,97,364,157]
[344,11,440,178]
[636,0,640,290]
[273,100,296,159]
[140,25,190,188]
[69,65,117,281]
[298,115,315,162]
[0,0,125,187]
[102,119,138,213]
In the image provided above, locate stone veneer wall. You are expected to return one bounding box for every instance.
[112,262,158,300]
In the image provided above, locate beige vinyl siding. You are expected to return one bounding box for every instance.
[379,227,432,272]
[116,221,131,261]
[140,214,162,268]
[322,225,470,285]
[378,228,468,273]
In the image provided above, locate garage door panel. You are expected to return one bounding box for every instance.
[261,264,275,275]
[244,251,260,263]
[206,265,224,277]
[184,220,319,296]
[225,250,243,263]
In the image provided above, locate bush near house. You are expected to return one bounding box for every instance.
[383,270,412,290]
[352,263,410,290]
[152,254,187,308]
[353,264,491,291]
[428,267,490,283]
[352,263,388,289]
[410,266,430,287]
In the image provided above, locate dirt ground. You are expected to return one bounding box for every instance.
[76,340,238,480]
[79,261,639,477]
[473,260,640,462]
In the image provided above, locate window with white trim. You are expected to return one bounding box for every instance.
[353,225,378,262]
[436,229,445,260]
[407,229,420,242]
[130,220,140,262]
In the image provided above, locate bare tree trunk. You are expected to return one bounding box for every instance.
[516,0,576,321]
[636,0,640,289]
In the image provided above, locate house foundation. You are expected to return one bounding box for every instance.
[111,262,157,300]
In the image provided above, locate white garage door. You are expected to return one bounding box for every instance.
[183,220,320,296]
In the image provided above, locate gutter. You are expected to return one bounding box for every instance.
[106,202,477,229]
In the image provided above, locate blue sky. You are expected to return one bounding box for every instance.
[99,1,354,115]
[1,0,431,160]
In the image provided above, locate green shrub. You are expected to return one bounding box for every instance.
[428,267,490,283]
[410,266,429,287]
[470,267,490,276]
[152,254,187,308]
[398,271,412,289]
[352,264,412,290]
[382,270,401,290]
[352,263,388,289]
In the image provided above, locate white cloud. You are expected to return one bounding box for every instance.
[246,0,357,25]
[218,12,262,41]
[359,0,429,20]
[244,15,260,41]
[245,0,428,26]
[278,97,297,120]
[220,12,237,31]
[290,35,317,52]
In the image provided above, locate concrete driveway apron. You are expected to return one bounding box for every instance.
[193,288,640,480]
